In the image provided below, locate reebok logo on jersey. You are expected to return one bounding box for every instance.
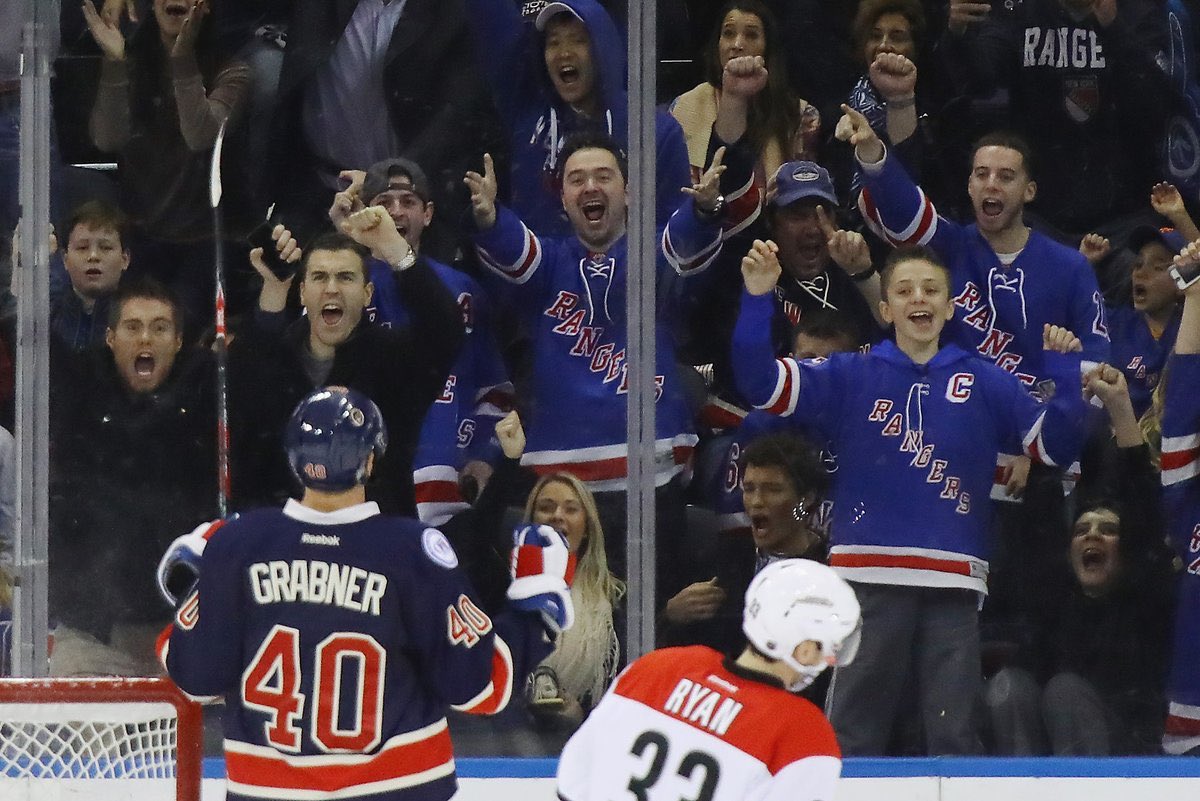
[301,533,341,547]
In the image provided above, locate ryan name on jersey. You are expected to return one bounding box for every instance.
[662,676,745,737]
[249,558,388,616]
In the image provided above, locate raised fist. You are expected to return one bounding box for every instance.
[721,54,768,99]
[868,53,917,102]
[1082,363,1129,406]
[948,0,991,35]
[1078,233,1110,265]
[1042,323,1083,354]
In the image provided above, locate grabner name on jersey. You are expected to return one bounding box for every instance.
[249,560,387,616]
[663,677,744,736]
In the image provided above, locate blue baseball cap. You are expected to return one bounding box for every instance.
[772,161,838,209]
[1127,225,1187,257]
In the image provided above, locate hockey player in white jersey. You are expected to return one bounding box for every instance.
[557,559,860,801]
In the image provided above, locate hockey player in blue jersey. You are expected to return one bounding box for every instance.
[733,240,1088,755]
[1160,240,1200,755]
[155,387,573,800]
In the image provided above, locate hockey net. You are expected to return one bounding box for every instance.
[0,677,202,801]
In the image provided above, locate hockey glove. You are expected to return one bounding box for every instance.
[507,523,577,635]
[156,518,228,607]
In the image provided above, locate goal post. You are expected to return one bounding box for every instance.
[0,677,203,801]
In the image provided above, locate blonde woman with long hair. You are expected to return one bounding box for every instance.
[524,472,625,723]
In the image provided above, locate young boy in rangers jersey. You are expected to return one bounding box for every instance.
[557,559,861,801]
[155,387,574,801]
[1160,241,1200,756]
[733,241,1088,755]
[1105,224,1184,418]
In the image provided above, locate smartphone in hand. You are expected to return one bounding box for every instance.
[1170,257,1200,292]
[247,207,296,281]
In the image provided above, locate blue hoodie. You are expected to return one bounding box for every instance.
[733,289,1087,595]
[466,0,691,237]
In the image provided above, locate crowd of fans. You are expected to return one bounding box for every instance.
[1,0,1199,759]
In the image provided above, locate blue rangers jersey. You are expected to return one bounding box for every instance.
[1160,353,1200,755]
[159,501,551,801]
[366,257,513,525]
[1105,304,1179,419]
[733,291,1086,594]
[474,200,730,491]
[857,150,1110,386]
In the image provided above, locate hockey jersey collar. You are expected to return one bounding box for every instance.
[282,498,382,525]
[871,338,975,371]
[722,655,787,691]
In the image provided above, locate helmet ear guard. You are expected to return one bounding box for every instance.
[285,386,388,492]
[742,559,862,691]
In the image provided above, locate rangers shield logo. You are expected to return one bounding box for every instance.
[1064,76,1099,123]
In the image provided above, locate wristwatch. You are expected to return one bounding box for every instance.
[389,250,417,271]
[696,194,725,219]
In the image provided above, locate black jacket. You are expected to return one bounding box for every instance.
[228,257,465,514]
[271,0,499,237]
[942,0,1172,233]
[49,346,218,639]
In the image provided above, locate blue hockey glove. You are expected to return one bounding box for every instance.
[156,519,227,607]
[507,523,576,634]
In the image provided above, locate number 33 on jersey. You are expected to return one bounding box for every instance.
[557,645,841,801]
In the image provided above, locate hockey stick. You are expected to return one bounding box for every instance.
[209,117,231,518]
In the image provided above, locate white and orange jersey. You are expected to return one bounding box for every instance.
[557,645,842,801]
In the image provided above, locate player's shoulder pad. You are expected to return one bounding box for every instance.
[421,527,460,570]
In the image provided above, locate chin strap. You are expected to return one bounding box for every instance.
[785,661,829,693]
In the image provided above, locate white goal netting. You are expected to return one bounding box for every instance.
[0,679,200,801]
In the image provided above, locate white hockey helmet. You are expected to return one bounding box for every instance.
[742,559,862,691]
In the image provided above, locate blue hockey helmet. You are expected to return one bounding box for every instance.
[285,386,388,491]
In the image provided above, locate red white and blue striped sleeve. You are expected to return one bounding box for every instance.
[662,205,724,276]
[1012,351,1086,469]
[732,290,802,416]
[1162,354,1200,490]
[857,148,943,247]
[475,205,543,285]
[722,166,761,238]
